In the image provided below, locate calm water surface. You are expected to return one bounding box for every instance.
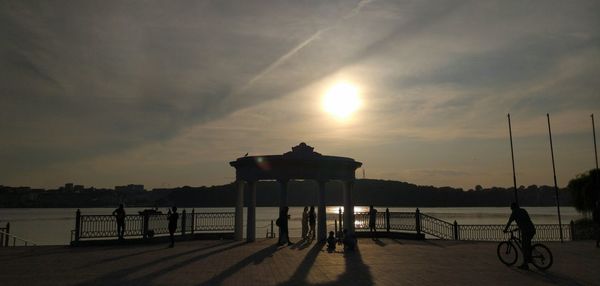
[0,206,582,245]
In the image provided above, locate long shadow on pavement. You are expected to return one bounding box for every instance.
[278,242,325,286]
[513,267,587,286]
[78,240,240,285]
[316,247,374,286]
[198,243,280,286]
[80,246,167,268]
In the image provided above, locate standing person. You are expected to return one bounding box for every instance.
[369,206,378,240]
[309,206,316,240]
[278,207,292,246]
[301,207,309,240]
[112,204,126,240]
[593,200,600,248]
[503,202,536,270]
[167,206,179,248]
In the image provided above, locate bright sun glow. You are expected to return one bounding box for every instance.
[323,82,361,119]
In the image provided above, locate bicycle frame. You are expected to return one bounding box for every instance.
[506,229,523,252]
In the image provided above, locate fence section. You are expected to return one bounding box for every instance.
[341,208,572,242]
[0,223,8,247]
[419,213,455,240]
[354,211,386,230]
[73,209,235,242]
[193,212,235,232]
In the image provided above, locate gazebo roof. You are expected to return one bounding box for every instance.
[229,143,362,182]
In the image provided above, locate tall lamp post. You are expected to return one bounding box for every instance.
[547,114,563,242]
[508,114,519,204]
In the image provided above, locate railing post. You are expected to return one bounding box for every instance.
[190,209,195,235]
[5,222,11,247]
[181,210,187,236]
[271,220,274,238]
[415,208,421,235]
[143,213,149,239]
[74,209,80,243]
[453,220,459,240]
[386,208,390,233]
[570,220,575,240]
[334,219,338,238]
[338,207,343,232]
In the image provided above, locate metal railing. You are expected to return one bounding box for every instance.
[354,211,386,229]
[0,223,9,247]
[419,212,455,240]
[456,223,571,242]
[341,208,573,242]
[0,230,36,247]
[72,209,235,242]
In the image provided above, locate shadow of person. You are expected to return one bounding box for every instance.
[515,266,587,286]
[78,241,241,285]
[374,239,386,247]
[317,247,374,286]
[198,243,280,286]
[278,242,325,286]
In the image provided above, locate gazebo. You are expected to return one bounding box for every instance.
[229,143,362,242]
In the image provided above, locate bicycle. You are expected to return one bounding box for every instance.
[497,229,553,270]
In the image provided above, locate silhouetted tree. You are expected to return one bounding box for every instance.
[568,169,600,214]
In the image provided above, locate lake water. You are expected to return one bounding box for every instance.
[0,206,583,245]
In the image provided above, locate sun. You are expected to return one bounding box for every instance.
[322,82,361,119]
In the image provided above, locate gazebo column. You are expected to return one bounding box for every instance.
[343,180,355,234]
[246,181,256,242]
[317,180,327,241]
[235,180,244,241]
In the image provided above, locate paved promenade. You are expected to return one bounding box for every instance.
[1,238,598,285]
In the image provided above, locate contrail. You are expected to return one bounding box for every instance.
[236,0,374,94]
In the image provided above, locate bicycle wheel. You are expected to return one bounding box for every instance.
[531,244,553,270]
[497,241,518,266]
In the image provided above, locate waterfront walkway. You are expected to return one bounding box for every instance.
[0,238,598,285]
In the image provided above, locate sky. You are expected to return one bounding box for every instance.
[1,0,599,190]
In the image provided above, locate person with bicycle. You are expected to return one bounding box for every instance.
[504,202,536,270]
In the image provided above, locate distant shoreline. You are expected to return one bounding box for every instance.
[0,179,573,208]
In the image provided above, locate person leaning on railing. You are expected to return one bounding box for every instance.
[167,207,179,248]
[112,204,126,240]
[504,202,536,270]
[369,206,378,240]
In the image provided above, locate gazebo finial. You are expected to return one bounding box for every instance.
[285,142,321,157]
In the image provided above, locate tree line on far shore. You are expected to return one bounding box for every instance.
[0,178,574,208]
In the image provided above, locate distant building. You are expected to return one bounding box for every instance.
[65,183,74,192]
[115,184,145,192]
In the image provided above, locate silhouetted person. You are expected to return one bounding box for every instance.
[309,206,316,240]
[167,206,179,248]
[343,229,356,251]
[593,201,600,248]
[278,207,292,246]
[301,206,309,240]
[327,231,336,252]
[504,202,536,270]
[369,205,378,240]
[112,204,126,240]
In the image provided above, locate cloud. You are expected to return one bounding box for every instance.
[1,0,599,188]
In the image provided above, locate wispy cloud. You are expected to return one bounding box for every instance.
[1,0,599,189]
